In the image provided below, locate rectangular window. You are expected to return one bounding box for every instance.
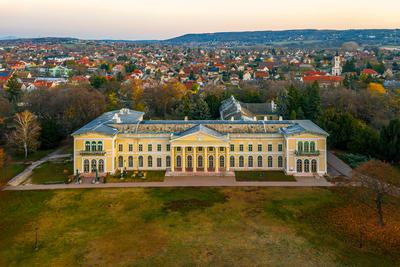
[138,144,143,152]
[248,144,253,152]
[129,144,133,152]
[177,147,181,152]
[148,144,152,152]
[230,144,234,152]
[219,147,224,152]
[188,147,192,152]
[208,147,214,152]
[198,147,203,152]
[118,144,123,152]
[239,144,244,152]
[268,144,272,152]
[278,144,283,152]
[157,158,162,167]
[166,144,171,152]
[157,144,162,152]
[258,144,262,152]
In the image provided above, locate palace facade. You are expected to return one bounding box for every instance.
[72,108,328,177]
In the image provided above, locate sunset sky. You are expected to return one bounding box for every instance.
[0,0,399,40]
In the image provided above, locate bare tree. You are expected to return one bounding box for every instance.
[8,111,41,159]
[352,160,400,227]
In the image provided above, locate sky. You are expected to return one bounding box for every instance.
[0,0,399,40]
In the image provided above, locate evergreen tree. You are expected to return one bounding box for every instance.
[276,89,289,119]
[189,96,211,120]
[289,110,297,120]
[4,74,22,106]
[379,119,400,163]
[303,82,321,121]
[342,59,356,73]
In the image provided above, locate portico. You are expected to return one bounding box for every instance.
[169,124,231,175]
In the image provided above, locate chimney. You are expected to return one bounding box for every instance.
[253,116,257,121]
[184,116,189,121]
[230,117,235,121]
[279,116,283,121]
[264,116,268,121]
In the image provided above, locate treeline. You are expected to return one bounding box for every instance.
[0,73,399,164]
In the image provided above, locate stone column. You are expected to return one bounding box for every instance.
[204,146,208,173]
[215,146,219,173]
[193,146,197,172]
[226,146,230,172]
[182,147,186,173]
[171,146,175,172]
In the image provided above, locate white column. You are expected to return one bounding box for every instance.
[171,147,175,172]
[182,147,186,173]
[204,146,208,172]
[215,146,219,173]
[193,146,197,172]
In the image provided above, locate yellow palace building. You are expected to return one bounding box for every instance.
[72,106,329,178]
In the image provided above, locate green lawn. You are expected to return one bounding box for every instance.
[0,187,398,266]
[12,149,57,163]
[30,160,73,184]
[235,171,296,182]
[0,163,28,186]
[106,171,165,183]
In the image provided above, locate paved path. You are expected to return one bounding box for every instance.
[7,150,72,186]
[3,176,332,191]
[327,151,352,178]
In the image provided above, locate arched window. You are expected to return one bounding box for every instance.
[148,156,153,167]
[298,142,303,152]
[85,141,90,151]
[91,141,97,151]
[268,156,273,168]
[84,159,89,173]
[98,159,104,173]
[118,156,123,168]
[304,159,310,172]
[310,142,316,152]
[97,141,103,151]
[128,156,133,168]
[304,142,309,152]
[257,156,263,167]
[248,156,253,168]
[311,159,317,173]
[198,156,203,168]
[166,156,171,168]
[239,156,244,167]
[230,156,235,168]
[187,155,193,168]
[219,156,225,168]
[138,156,143,168]
[278,156,283,168]
[91,159,97,172]
[297,159,302,173]
[176,156,182,168]
[208,155,214,168]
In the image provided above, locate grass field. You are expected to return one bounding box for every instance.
[235,171,296,181]
[30,160,73,184]
[0,187,398,266]
[0,163,28,186]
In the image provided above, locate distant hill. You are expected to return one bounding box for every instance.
[0,36,18,40]
[163,29,399,47]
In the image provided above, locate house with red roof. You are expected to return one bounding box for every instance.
[302,75,343,88]
[361,68,378,77]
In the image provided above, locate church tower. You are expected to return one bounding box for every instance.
[332,54,342,76]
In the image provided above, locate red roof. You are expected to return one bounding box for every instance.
[303,75,344,83]
[304,71,327,76]
[362,68,378,75]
